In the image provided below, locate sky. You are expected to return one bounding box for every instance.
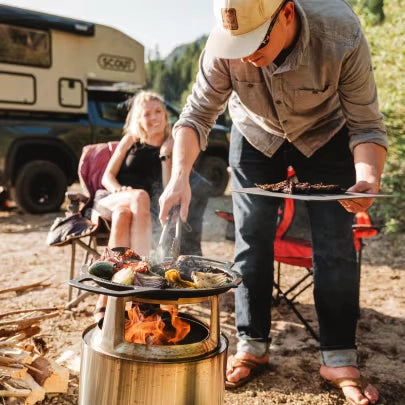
[2,0,216,58]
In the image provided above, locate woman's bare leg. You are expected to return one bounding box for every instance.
[108,206,132,249]
[94,207,132,323]
[128,190,152,256]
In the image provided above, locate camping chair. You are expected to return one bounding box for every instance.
[215,170,379,341]
[46,142,118,307]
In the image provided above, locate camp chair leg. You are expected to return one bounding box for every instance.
[74,237,101,258]
[274,280,319,341]
[65,291,93,310]
[281,269,313,300]
[67,236,102,308]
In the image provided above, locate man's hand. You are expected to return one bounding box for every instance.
[339,142,386,213]
[339,180,376,213]
[159,173,192,224]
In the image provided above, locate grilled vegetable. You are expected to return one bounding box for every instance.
[111,267,134,285]
[165,269,196,289]
[134,272,168,288]
[191,271,230,288]
[88,261,115,279]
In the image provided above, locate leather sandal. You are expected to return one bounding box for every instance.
[323,376,385,405]
[225,355,269,390]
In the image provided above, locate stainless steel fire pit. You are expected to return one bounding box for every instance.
[71,256,239,405]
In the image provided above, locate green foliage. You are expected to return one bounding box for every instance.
[146,0,405,232]
[145,37,207,108]
[358,0,405,233]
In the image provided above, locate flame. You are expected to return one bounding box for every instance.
[125,305,190,345]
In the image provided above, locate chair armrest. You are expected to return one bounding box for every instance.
[65,191,89,202]
[65,191,89,214]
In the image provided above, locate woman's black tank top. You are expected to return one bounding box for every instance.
[116,142,162,200]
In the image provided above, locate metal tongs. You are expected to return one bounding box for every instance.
[154,206,182,264]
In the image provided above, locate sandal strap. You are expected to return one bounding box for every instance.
[228,356,267,372]
[326,377,362,389]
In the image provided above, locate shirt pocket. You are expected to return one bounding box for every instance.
[231,79,271,117]
[292,84,336,115]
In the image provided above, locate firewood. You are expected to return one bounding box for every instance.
[0,365,27,380]
[0,355,42,376]
[0,347,33,364]
[28,357,69,393]
[22,373,46,405]
[0,312,60,328]
[0,326,42,340]
[0,308,61,320]
[0,375,31,397]
[0,278,52,295]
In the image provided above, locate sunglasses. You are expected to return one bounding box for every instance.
[257,0,289,51]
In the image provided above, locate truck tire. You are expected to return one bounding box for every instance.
[198,156,229,197]
[15,160,67,213]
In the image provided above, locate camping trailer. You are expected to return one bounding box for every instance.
[0,5,145,114]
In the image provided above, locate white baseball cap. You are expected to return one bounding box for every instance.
[206,0,285,59]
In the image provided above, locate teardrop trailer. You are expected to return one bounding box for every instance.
[0,5,146,213]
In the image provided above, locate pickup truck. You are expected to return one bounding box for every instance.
[0,89,230,213]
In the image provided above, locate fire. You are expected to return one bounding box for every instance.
[125,304,190,345]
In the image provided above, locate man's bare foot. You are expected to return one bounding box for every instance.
[320,365,379,405]
[226,351,269,385]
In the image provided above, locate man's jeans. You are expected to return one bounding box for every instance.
[230,125,359,367]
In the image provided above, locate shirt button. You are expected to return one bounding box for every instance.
[275,100,282,104]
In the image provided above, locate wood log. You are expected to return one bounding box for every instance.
[0,348,33,364]
[0,312,60,328]
[0,365,27,379]
[22,373,46,405]
[28,357,69,393]
[0,278,52,295]
[0,375,31,397]
[0,325,42,340]
[0,307,60,320]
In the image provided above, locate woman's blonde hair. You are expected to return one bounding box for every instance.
[122,90,171,144]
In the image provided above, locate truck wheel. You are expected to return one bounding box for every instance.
[15,160,67,214]
[198,156,229,197]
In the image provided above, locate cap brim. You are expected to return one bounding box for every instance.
[205,19,271,60]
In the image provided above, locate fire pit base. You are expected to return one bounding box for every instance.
[79,323,228,405]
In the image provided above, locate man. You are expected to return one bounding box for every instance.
[159,1,387,404]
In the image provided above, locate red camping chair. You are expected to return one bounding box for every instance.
[215,168,379,340]
[57,142,119,306]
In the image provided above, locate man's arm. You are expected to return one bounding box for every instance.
[340,142,387,213]
[159,127,201,223]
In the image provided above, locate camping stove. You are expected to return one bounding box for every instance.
[79,294,228,405]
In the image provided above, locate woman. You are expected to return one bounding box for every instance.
[93,90,173,321]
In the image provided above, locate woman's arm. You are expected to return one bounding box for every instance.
[101,135,134,193]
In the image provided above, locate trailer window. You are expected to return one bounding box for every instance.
[0,24,51,68]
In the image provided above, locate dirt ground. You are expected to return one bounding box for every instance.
[0,190,404,405]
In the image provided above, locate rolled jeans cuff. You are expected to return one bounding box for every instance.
[320,349,358,367]
[237,339,270,358]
